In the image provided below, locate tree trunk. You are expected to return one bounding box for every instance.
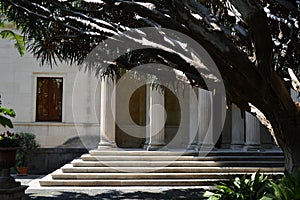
[283,147,300,174]
[273,114,300,174]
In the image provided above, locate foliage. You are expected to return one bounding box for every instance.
[0,95,16,128]
[203,170,300,200]
[16,132,39,166]
[0,29,25,56]
[262,169,300,200]
[0,1,299,77]
[0,96,20,147]
[0,131,21,147]
[0,5,25,56]
[203,171,270,200]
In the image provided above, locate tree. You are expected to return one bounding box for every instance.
[0,12,25,56]
[1,0,300,173]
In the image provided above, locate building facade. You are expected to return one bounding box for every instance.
[0,37,277,152]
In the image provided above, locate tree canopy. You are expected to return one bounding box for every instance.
[1,0,300,173]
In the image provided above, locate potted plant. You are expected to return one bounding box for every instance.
[0,131,22,186]
[16,132,39,175]
[0,131,21,170]
[0,95,21,187]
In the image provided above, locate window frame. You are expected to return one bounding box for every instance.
[33,73,66,123]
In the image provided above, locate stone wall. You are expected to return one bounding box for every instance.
[26,148,88,174]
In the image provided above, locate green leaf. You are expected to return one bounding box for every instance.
[0,29,25,56]
[203,191,216,197]
[269,181,282,198]
[0,107,16,117]
[0,115,13,128]
[260,197,274,200]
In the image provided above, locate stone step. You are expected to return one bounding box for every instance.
[81,154,284,162]
[38,150,285,187]
[89,150,198,156]
[51,170,283,180]
[61,164,284,173]
[39,178,228,187]
[89,150,283,157]
[200,151,283,157]
[71,160,284,168]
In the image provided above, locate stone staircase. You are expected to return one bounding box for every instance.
[39,149,284,187]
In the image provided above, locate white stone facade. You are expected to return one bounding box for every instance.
[0,39,100,148]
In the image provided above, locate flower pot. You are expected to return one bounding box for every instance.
[16,166,28,175]
[0,147,21,188]
[0,147,19,168]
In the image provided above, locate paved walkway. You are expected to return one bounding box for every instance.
[14,175,207,199]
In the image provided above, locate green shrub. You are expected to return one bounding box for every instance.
[16,132,39,167]
[203,171,270,200]
[0,95,16,128]
[262,169,300,200]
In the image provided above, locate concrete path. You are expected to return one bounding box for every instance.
[14,175,207,199]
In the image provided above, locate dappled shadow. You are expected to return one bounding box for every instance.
[26,188,205,199]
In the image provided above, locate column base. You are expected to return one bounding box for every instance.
[221,144,231,149]
[0,185,27,200]
[244,144,261,151]
[0,169,21,189]
[186,144,199,151]
[143,141,149,150]
[98,142,118,151]
[146,145,168,151]
[230,144,245,150]
[198,143,215,151]
[0,182,21,189]
[272,145,281,150]
[261,143,274,149]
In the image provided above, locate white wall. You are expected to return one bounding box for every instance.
[0,38,100,148]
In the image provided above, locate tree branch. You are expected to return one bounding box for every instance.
[229,0,273,73]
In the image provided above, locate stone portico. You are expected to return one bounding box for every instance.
[98,77,275,152]
[35,78,283,187]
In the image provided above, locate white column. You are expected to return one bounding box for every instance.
[147,87,166,151]
[143,85,150,149]
[98,78,117,150]
[212,92,224,148]
[198,89,214,151]
[231,104,245,149]
[221,105,232,149]
[187,88,199,151]
[244,112,261,150]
